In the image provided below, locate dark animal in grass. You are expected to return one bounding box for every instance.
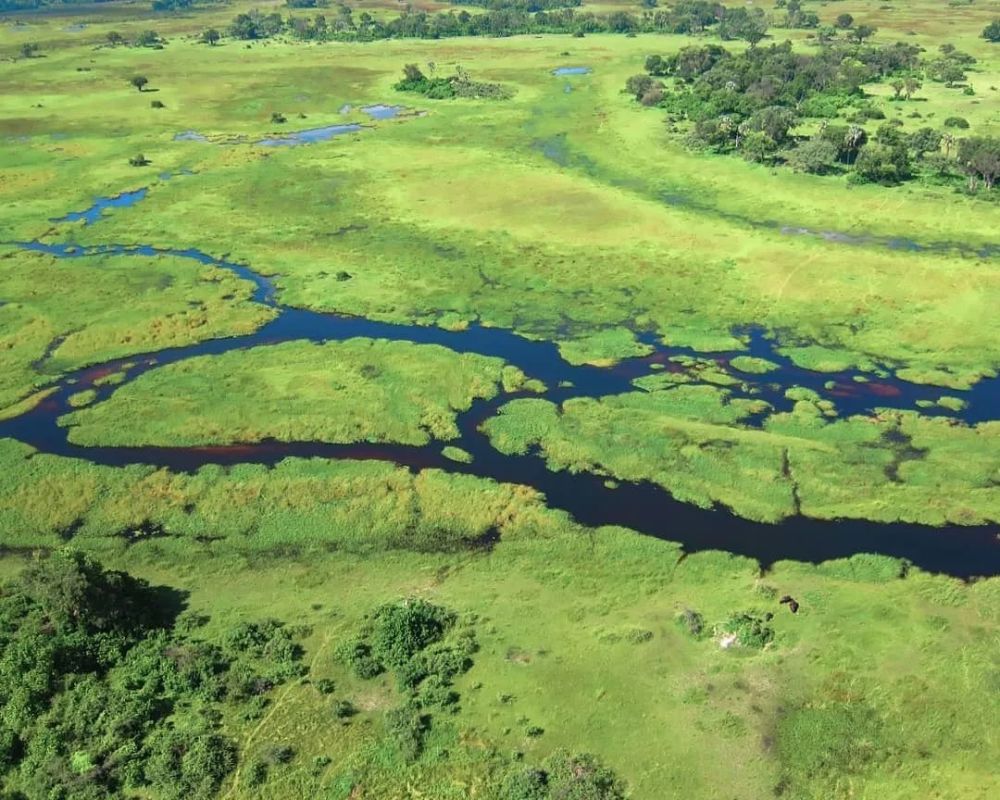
[779,595,800,613]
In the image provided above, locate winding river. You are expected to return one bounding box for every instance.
[2,186,999,578]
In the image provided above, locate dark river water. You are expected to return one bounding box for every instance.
[3,180,998,578]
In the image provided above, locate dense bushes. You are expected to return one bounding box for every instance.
[503,750,626,800]
[0,551,305,799]
[337,599,475,761]
[630,38,997,192]
[394,64,513,100]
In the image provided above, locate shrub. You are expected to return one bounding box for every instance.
[369,599,455,670]
[677,608,705,637]
[944,116,970,129]
[720,613,774,649]
[385,704,427,763]
[503,767,549,800]
[332,699,356,720]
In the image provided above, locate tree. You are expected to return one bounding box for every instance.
[788,138,839,174]
[982,20,1000,43]
[129,153,151,166]
[890,80,904,100]
[202,28,221,45]
[835,13,854,30]
[843,125,867,164]
[903,77,921,100]
[741,130,778,163]
[958,137,1000,190]
[136,29,163,48]
[853,142,911,184]
[719,7,769,48]
[130,75,150,92]
[403,63,426,83]
[625,73,655,99]
[19,42,39,58]
[908,127,942,157]
[852,24,877,44]
[107,30,125,46]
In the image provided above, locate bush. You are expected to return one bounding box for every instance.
[385,705,427,763]
[336,639,384,679]
[369,599,455,670]
[720,613,775,649]
[944,116,970,129]
[503,767,549,800]
[676,608,705,637]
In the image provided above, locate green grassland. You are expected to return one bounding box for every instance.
[60,338,537,445]
[2,10,999,383]
[0,244,273,414]
[2,528,997,800]
[1,2,999,798]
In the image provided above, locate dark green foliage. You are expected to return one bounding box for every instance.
[394,65,513,101]
[944,116,970,129]
[129,75,149,92]
[787,137,839,174]
[721,612,775,649]
[260,743,295,764]
[369,599,456,669]
[0,552,303,799]
[984,20,1000,43]
[384,704,427,763]
[677,608,705,638]
[957,137,1000,190]
[144,729,237,800]
[151,99,165,109]
[201,28,221,45]
[135,30,163,48]
[852,142,912,184]
[631,38,955,187]
[503,767,549,800]
[332,699,356,720]
[450,0,580,9]
[338,639,384,679]
[717,6,768,47]
[908,127,942,157]
[505,750,625,799]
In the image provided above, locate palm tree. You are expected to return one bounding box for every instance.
[942,132,955,157]
[844,125,866,164]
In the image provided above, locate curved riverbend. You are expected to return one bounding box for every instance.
[4,231,1000,577]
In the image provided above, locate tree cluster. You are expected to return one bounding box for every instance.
[0,551,305,799]
[218,3,753,42]
[394,64,513,100]
[337,599,477,761]
[629,39,999,191]
[503,750,627,800]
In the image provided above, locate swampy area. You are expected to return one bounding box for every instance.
[0,1,998,798]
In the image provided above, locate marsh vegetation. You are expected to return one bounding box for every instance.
[0,1,998,798]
